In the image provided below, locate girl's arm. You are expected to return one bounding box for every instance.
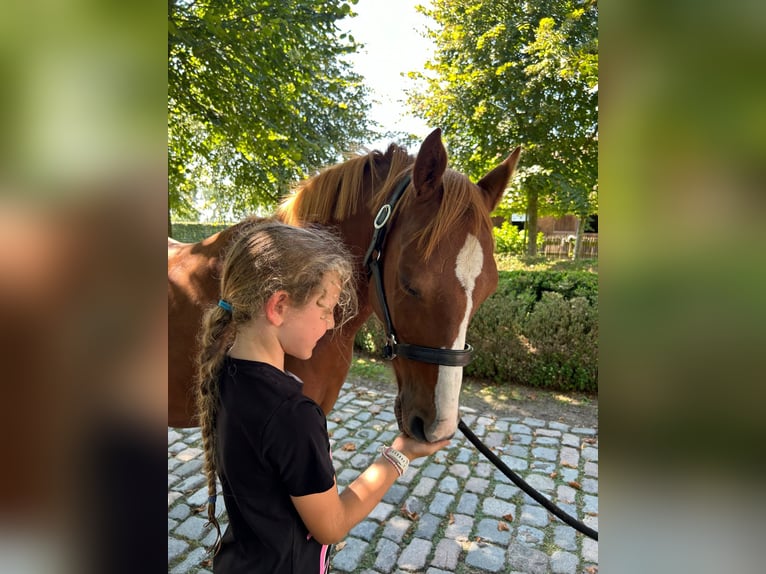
[291,434,449,545]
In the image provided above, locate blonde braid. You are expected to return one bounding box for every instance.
[194,304,234,556]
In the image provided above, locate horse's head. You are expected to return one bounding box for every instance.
[369,129,520,442]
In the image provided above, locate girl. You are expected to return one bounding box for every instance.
[195,219,449,573]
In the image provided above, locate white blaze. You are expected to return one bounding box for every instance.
[431,233,483,439]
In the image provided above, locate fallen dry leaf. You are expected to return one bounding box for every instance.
[448,513,455,525]
[335,541,347,551]
[550,471,558,479]
[401,506,419,521]
[497,521,509,532]
[585,566,598,574]
[502,513,514,522]
[568,480,582,490]
[341,443,356,452]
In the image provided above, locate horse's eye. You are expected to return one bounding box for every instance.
[402,282,420,298]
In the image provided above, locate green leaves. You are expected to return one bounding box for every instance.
[168,0,374,223]
[407,0,598,249]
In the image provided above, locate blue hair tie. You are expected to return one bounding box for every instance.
[218,299,232,312]
[208,495,217,505]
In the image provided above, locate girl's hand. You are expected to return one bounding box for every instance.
[391,433,451,462]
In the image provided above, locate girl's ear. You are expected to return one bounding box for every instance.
[264,291,290,325]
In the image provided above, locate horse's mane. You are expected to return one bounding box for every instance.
[276,143,492,260]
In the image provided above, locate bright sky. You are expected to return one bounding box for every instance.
[339,0,435,150]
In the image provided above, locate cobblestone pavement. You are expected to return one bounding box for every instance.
[168,384,599,573]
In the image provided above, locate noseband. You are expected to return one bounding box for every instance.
[362,174,474,367]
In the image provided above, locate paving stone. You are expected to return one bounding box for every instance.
[383,483,408,505]
[444,513,473,540]
[333,537,370,572]
[482,497,515,519]
[449,462,470,479]
[560,446,580,468]
[382,515,411,543]
[508,542,550,574]
[510,424,532,435]
[550,550,578,574]
[583,477,598,494]
[413,476,437,496]
[369,501,395,521]
[581,446,598,462]
[534,436,560,446]
[174,515,207,540]
[584,461,598,477]
[583,494,598,515]
[397,538,432,571]
[465,542,505,572]
[438,475,459,494]
[583,537,599,563]
[465,476,489,494]
[168,503,191,521]
[456,492,479,514]
[422,463,446,479]
[515,524,545,547]
[520,504,550,527]
[483,431,506,448]
[349,519,379,541]
[535,428,562,438]
[512,433,532,445]
[548,421,569,432]
[493,483,520,500]
[476,518,512,545]
[431,538,461,570]
[474,461,493,478]
[531,446,557,461]
[557,485,577,504]
[562,433,580,447]
[429,492,454,516]
[170,546,206,574]
[507,445,529,458]
[524,473,555,492]
[571,427,596,435]
[414,513,441,539]
[498,455,528,471]
[167,430,183,444]
[374,537,400,573]
[559,467,579,483]
[554,524,577,551]
[168,538,189,562]
[523,417,546,427]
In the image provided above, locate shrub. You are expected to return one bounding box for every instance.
[493,221,544,256]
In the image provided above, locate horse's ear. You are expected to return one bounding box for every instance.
[412,128,448,201]
[477,146,521,212]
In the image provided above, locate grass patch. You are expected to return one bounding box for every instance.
[496,254,598,274]
[348,354,395,383]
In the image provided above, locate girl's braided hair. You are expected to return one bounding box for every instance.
[194,217,357,555]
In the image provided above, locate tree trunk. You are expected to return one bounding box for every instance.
[168,209,173,238]
[526,189,539,256]
[573,215,584,260]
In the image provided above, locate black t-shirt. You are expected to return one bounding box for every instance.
[213,357,336,574]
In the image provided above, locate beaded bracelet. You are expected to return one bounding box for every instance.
[379,446,410,477]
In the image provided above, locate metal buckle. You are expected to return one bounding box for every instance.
[382,334,398,360]
[373,204,392,229]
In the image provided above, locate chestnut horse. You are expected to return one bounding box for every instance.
[168,129,520,442]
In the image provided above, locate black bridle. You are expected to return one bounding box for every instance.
[362,174,473,367]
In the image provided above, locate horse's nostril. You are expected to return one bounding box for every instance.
[409,415,426,442]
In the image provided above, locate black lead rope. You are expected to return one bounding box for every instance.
[458,419,599,541]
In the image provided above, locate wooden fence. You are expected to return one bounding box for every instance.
[541,232,598,258]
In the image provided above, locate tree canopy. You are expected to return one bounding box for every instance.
[168,0,373,224]
[409,0,598,254]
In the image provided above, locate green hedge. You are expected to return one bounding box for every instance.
[354,270,598,393]
[170,222,231,243]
